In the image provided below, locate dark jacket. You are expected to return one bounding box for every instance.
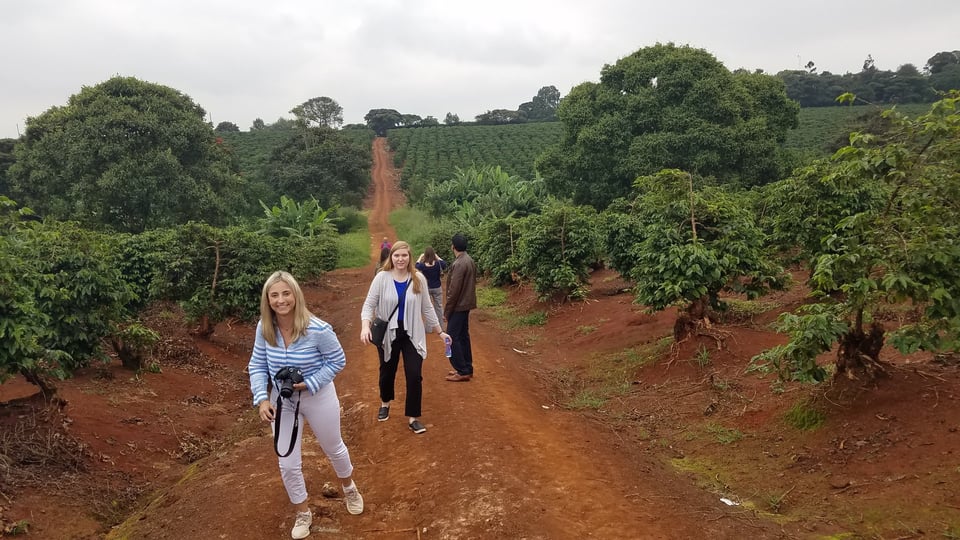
[444,251,477,318]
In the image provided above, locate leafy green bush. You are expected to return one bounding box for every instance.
[756,93,960,381]
[117,222,337,335]
[1,200,134,393]
[604,170,785,338]
[514,199,602,300]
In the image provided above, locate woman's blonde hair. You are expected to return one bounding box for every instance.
[259,271,311,347]
[381,241,422,294]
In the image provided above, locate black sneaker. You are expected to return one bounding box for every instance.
[408,420,426,434]
[377,406,389,422]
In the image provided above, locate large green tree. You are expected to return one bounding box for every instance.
[0,138,16,195]
[7,76,242,232]
[263,127,371,208]
[364,109,404,136]
[291,96,344,128]
[518,85,561,121]
[537,43,799,208]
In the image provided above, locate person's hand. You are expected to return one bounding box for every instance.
[360,325,372,345]
[292,382,308,392]
[439,331,451,344]
[258,400,275,423]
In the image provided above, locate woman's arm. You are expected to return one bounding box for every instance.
[248,321,271,407]
[359,272,383,344]
[304,322,347,393]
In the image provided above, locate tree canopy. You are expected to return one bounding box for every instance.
[537,43,799,208]
[518,85,561,121]
[365,108,404,136]
[263,127,371,208]
[291,96,344,128]
[7,76,241,232]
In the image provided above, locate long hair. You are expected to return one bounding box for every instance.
[259,271,311,347]
[422,246,438,265]
[381,241,422,294]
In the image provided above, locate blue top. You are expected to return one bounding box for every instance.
[394,280,409,321]
[416,260,447,289]
[247,316,346,406]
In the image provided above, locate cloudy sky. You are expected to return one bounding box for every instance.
[2,0,957,137]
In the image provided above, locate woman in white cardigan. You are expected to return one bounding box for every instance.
[361,241,450,434]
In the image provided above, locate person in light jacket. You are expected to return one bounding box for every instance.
[360,241,450,434]
[248,271,363,539]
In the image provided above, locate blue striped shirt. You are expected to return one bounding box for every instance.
[248,316,346,407]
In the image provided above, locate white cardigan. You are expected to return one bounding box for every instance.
[361,270,441,361]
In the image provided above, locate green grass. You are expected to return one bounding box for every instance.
[336,226,373,269]
[783,400,826,430]
[559,337,673,410]
[567,390,606,410]
[388,206,454,257]
[706,424,744,445]
[477,286,508,308]
[517,311,547,326]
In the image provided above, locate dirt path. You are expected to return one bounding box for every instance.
[5,137,790,539]
[279,138,782,539]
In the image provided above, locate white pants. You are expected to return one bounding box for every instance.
[271,382,354,505]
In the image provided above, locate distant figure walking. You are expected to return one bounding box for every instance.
[380,237,392,251]
[416,246,447,329]
[374,246,391,276]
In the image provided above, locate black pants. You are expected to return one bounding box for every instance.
[378,319,424,418]
[446,310,473,376]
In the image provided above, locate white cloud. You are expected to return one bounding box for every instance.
[1,0,957,136]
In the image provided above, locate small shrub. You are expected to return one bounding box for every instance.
[783,400,826,430]
[518,311,548,326]
[693,345,711,368]
[706,424,743,444]
[2,520,30,535]
[567,390,605,410]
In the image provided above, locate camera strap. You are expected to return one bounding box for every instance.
[273,391,301,458]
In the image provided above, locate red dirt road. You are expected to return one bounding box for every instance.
[1,138,795,539]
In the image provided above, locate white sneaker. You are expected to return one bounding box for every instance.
[291,510,312,539]
[344,485,364,515]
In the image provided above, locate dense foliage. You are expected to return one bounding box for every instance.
[7,76,244,232]
[420,164,546,220]
[777,50,959,107]
[1,198,134,394]
[262,126,371,209]
[537,43,799,209]
[604,170,785,339]
[116,222,338,336]
[388,122,561,200]
[756,93,960,381]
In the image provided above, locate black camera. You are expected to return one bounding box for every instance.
[274,366,304,399]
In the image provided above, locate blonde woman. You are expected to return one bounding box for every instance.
[248,271,363,539]
[360,241,450,434]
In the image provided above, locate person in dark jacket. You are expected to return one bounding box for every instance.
[443,234,477,382]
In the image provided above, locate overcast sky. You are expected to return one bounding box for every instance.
[2,0,957,138]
